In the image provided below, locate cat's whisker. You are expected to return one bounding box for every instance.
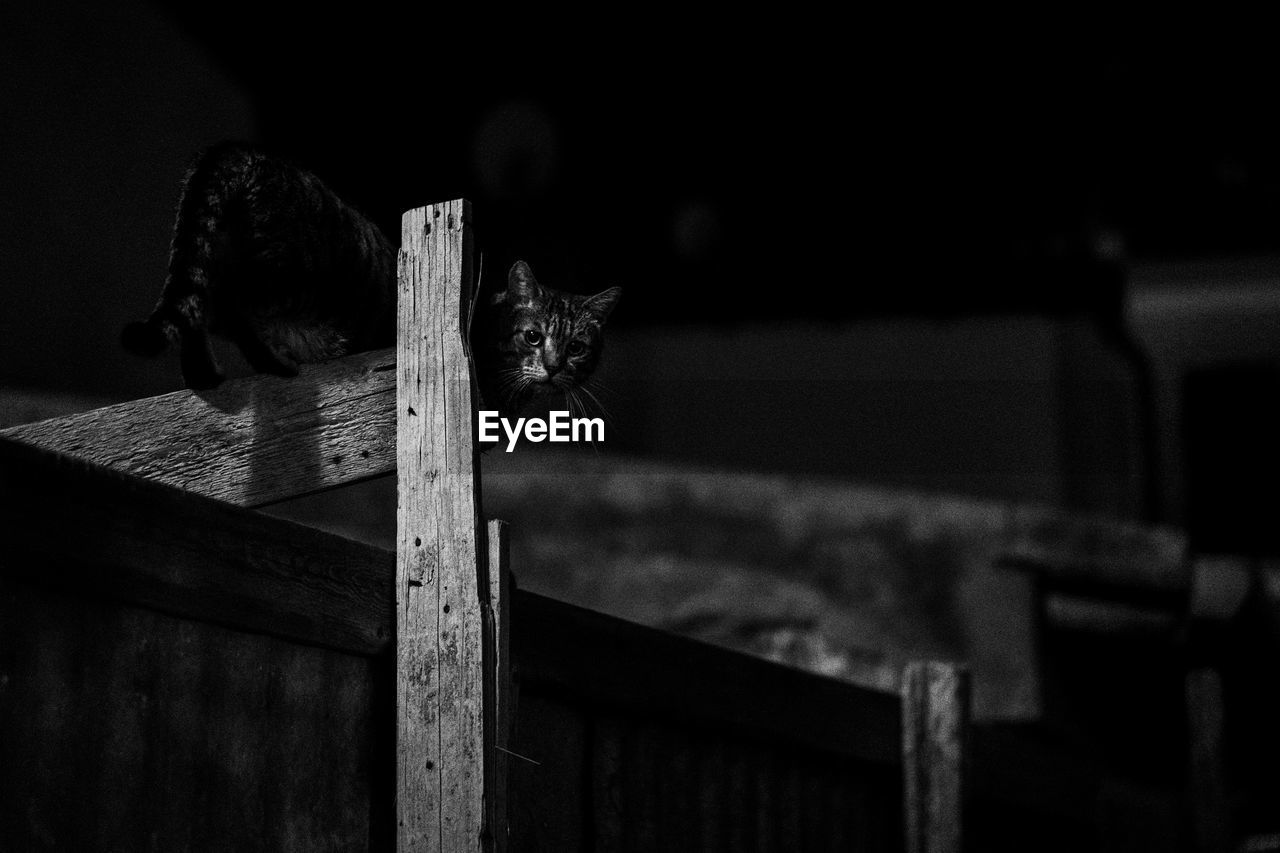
[584,378,622,402]
[578,383,614,424]
[496,369,530,395]
[567,387,604,454]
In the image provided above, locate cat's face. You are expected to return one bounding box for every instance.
[486,260,620,415]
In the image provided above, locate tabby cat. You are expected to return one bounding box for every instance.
[123,142,620,418]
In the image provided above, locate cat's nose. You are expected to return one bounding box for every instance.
[544,360,562,378]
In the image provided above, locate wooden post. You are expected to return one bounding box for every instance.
[486,520,511,853]
[397,200,489,851]
[902,661,968,853]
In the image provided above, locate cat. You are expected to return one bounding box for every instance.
[122,142,620,418]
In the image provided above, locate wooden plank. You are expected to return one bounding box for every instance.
[0,576,379,850]
[513,592,901,766]
[396,200,487,851]
[506,694,589,852]
[0,432,898,775]
[1,348,396,508]
[902,661,968,853]
[486,520,511,853]
[0,435,392,656]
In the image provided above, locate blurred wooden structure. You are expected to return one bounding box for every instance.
[0,200,973,850]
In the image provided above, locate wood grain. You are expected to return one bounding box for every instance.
[512,590,901,767]
[0,435,392,656]
[1,348,397,508]
[0,577,380,852]
[486,520,511,853]
[396,200,487,851]
[0,573,378,845]
[902,661,969,853]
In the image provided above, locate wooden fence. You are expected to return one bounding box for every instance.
[0,200,967,851]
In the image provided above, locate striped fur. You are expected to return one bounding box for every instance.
[123,142,396,388]
[476,261,621,418]
[124,144,621,413]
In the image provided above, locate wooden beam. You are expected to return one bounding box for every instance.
[0,430,895,774]
[1,348,397,508]
[396,200,488,851]
[902,661,968,853]
[0,435,392,657]
[512,591,901,767]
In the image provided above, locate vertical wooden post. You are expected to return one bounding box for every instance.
[902,661,968,853]
[486,520,511,853]
[397,200,488,851]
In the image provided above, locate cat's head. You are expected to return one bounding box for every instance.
[483,260,621,415]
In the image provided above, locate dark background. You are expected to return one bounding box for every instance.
[6,5,1280,536]
[8,7,1280,846]
[10,10,1280,327]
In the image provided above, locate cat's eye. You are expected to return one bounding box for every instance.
[523,330,543,346]
[566,341,586,357]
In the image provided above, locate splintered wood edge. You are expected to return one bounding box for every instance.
[395,199,488,852]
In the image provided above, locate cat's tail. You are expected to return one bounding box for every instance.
[121,314,176,357]
[122,142,247,363]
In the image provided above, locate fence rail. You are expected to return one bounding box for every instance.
[0,200,977,851]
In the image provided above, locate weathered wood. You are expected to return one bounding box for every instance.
[0,435,392,656]
[513,591,901,766]
[902,661,968,853]
[1,348,396,508]
[0,575,379,851]
[485,519,511,853]
[396,200,486,851]
[0,431,898,775]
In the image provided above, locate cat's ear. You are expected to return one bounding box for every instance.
[582,286,622,322]
[507,260,541,300]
